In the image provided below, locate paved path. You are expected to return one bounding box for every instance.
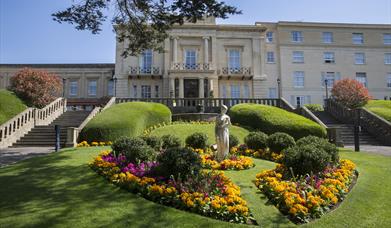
[0,147,54,167]
[345,145,391,156]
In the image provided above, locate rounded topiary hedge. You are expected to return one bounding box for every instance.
[79,102,172,142]
[229,104,327,140]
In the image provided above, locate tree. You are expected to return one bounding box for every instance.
[331,78,372,108]
[52,0,241,57]
[10,68,62,108]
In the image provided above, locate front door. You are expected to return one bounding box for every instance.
[184,79,199,98]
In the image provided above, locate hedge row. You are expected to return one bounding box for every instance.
[229,104,327,140]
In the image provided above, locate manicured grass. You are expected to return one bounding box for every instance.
[0,89,27,125]
[149,123,249,145]
[0,147,390,227]
[229,104,327,140]
[365,100,391,122]
[79,102,172,142]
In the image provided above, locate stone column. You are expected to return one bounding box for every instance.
[203,37,209,64]
[199,78,204,98]
[179,78,184,98]
[170,78,175,98]
[173,37,178,63]
[209,78,214,97]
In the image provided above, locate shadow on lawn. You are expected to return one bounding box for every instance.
[0,151,241,227]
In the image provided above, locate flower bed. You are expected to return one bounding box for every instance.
[77,141,112,147]
[193,148,255,170]
[90,150,254,224]
[254,159,358,223]
[231,145,283,162]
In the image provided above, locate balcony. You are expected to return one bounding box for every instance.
[128,66,162,76]
[219,67,252,79]
[169,63,214,73]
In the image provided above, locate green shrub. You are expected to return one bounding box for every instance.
[157,147,201,178]
[79,102,171,142]
[229,104,327,140]
[185,132,208,149]
[161,134,182,149]
[267,132,296,152]
[304,104,324,112]
[365,100,391,122]
[141,135,162,151]
[244,131,268,150]
[111,137,157,163]
[0,89,27,125]
[229,134,240,149]
[283,144,333,176]
[296,136,339,163]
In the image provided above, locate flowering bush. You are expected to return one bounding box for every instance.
[331,78,372,108]
[255,159,358,223]
[77,141,112,147]
[231,144,283,162]
[90,150,254,224]
[10,68,62,108]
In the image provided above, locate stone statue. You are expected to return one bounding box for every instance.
[215,105,231,161]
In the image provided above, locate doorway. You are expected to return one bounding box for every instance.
[184,79,199,98]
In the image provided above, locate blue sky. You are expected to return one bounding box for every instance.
[1,0,390,64]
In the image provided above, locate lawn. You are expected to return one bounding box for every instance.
[150,123,249,145]
[365,100,391,122]
[0,89,27,125]
[0,147,390,227]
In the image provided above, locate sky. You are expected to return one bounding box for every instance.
[0,0,390,64]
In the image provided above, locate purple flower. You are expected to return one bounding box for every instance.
[122,161,158,177]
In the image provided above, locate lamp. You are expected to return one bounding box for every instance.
[277,78,281,99]
[111,72,117,97]
[324,79,329,99]
[62,78,66,97]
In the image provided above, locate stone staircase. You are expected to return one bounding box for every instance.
[12,111,91,147]
[313,111,380,146]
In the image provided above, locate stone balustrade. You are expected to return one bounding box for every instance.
[0,97,67,149]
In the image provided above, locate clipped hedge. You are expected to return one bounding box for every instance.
[229,104,327,140]
[79,102,171,142]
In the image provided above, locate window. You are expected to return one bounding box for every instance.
[140,49,153,73]
[387,73,391,88]
[385,53,391,64]
[228,49,241,71]
[266,31,274,43]
[293,71,305,88]
[292,51,304,63]
[323,52,335,63]
[354,53,366,64]
[322,32,333,43]
[267,51,275,63]
[268,88,277,98]
[230,84,241,98]
[141,85,151,98]
[384,34,391,45]
[356,72,367,87]
[69,81,78,96]
[291,31,303,43]
[185,49,197,69]
[243,84,250,98]
[107,80,114,96]
[352,33,364,44]
[321,72,340,87]
[155,85,159,98]
[291,95,311,107]
[133,85,137,98]
[88,80,97,96]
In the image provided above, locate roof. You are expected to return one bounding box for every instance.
[0,63,115,69]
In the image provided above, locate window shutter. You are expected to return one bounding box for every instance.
[321,72,325,86]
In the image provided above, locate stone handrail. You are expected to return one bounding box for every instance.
[324,99,355,124]
[360,108,391,146]
[66,97,116,147]
[296,106,328,129]
[279,97,295,112]
[35,98,67,126]
[0,97,67,148]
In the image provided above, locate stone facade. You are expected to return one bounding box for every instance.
[1,19,390,107]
